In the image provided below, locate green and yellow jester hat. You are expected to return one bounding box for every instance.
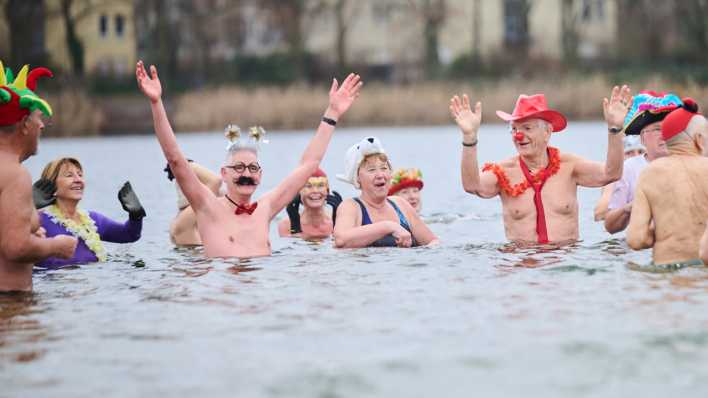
[0,61,54,127]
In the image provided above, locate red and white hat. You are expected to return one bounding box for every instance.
[496,94,567,132]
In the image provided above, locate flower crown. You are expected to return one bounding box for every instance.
[224,124,269,151]
[391,168,422,185]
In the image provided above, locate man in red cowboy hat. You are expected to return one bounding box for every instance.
[449,87,631,244]
[278,168,342,239]
[0,62,77,291]
[627,100,708,266]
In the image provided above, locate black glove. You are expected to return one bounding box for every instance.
[326,191,343,226]
[32,178,56,209]
[118,181,146,220]
[286,194,302,234]
[163,159,193,181]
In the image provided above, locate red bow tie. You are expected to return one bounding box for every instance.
[226,195,258,215]
[234,202,258,215]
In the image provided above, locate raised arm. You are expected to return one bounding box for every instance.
[0,171,77,262]
[626,181,654,250]
[450,94,499,198]
[263,73,363,219]
[333,199,411,248]
[136,61,212,211]
[574,85,631,187]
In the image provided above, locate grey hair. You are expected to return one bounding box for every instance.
[224,145,258,164]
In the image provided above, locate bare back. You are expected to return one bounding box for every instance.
[632,155,708,264]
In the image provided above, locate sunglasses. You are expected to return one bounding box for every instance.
[225,162,261,173]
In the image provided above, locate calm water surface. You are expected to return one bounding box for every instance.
[2,123,708,398]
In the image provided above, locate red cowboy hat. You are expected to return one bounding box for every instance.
[496,94,567,132]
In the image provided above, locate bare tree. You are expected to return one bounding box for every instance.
[404,0,447,78]
[561,0,579,64]
[3,0,47,67]
[675,0,708,56]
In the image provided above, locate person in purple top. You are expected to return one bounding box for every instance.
[33,157,145,269]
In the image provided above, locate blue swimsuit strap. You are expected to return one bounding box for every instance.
[353,197,411,231]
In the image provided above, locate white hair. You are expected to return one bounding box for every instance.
[667,114,707,146]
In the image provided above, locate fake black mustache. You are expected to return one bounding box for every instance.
[235,176,257,186]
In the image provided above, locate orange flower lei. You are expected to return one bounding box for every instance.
[482,147,561,197]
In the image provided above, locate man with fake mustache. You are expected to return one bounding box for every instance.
[449,88,630,244]
[136,61,362,257]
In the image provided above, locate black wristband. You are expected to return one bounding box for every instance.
[462,139,478,147]
[608,126,623,135]
[322,117,337,126]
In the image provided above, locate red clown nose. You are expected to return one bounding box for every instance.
[514,132,525,142]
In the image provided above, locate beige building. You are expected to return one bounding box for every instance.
[305,0,617,70]
[0,0,135,76]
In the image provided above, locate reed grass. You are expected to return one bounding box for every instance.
[172,75,708,132]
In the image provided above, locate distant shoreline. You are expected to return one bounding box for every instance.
[44,76,708,137]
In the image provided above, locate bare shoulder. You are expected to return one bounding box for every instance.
[496,156,519,169]
[0,164,31,192]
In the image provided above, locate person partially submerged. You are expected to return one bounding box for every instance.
[0,62,77,291]
[333,137,438,248]
[388,168,424,214]
[278,168,342,240]
[627,100,708,265]
[450,89,630,244]
[136,60,362,257]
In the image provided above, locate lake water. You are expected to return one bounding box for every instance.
[2,123,708,398]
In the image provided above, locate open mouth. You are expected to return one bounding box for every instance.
[70,185,84,192]
[373,181,387,188]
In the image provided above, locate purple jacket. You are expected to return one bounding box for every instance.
[36,211,142,269]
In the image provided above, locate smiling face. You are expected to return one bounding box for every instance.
[221,149,262,197]
[395,187,421,212]
[300,176,328,209]
[640,121,668,160]
[357,154,392,199]
[510,118,552,157]
[54,161,85,203]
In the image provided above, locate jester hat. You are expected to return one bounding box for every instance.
[0,61,54,127]
[623,91,682,136]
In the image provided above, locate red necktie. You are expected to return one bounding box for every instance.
[519,152,552,244]
[234,202,258,215]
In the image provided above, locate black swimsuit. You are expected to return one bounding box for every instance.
[353,198,418,247]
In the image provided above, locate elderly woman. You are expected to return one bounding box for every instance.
[388,168,424,214]
[333,137,438,248]
[34,157,145,268]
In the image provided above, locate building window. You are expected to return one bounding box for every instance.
[115,14,125,37]
[582,0,605,22]
[99,14,108,37]
[503,0,530,49]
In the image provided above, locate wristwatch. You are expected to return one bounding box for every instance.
[608,126,623,135]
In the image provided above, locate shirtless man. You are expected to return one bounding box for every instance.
[0,63,77,291]
[603,92,682,234]
[166,161,222,246]
[278,168,341,240]
[136,61,361,257]
[450,88,630,244]
[627,101,708,265]
[701,224,708,265]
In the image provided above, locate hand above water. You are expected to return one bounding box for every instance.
[52,235,78,259]
[32,178,56,209]
[324,73,363,120]
[450,94,482,142]
[603,85,633,129]
[118,181,146,220]
[136,60,162,104]
[390,223,413,248]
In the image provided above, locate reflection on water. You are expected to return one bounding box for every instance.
[1,124,707,397]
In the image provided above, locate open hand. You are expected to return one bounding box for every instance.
[603,85,633,129]
[32,178,56,209]
[136,60,162,103]
[450,94,482,140]
[118,181,146,220]
[326,73,363,120]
